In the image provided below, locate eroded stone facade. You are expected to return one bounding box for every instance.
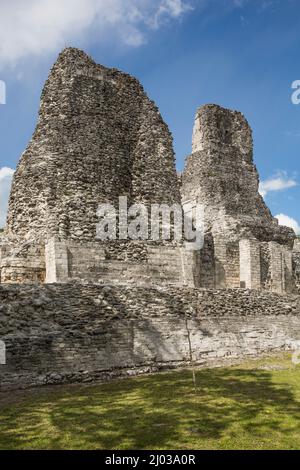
[181,104,297,293]
[7,48,180,241]
[0,50,298,292]
[1,48,187,287]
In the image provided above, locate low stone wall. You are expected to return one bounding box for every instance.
[0,283,300,391]
[45,239,197,287]
[0,241,45,284]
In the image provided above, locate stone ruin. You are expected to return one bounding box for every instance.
[1,48,300,391]
[181,104,297,293]
[0,48,194,288]
[0,47,299,294]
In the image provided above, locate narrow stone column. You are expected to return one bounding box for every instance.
[239,238,261,289]
[269,241,284,293]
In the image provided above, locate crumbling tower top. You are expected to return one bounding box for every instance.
[192,104,253,160]
[182,104,295,246]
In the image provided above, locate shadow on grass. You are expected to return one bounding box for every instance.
[0,366,300,450]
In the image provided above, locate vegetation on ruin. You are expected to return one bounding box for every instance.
[0,353,299,450]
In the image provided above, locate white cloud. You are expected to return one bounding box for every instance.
[150,0,192,29]
[233,0,248,7]
[0,167,14,228]
[0,0,192,67]
[259,171,297,198]
[275,213,300,235]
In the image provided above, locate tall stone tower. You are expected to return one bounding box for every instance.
[1,48,193,286]
[181,104,295,292]
[7,48,181,241]
[182,104,294,245]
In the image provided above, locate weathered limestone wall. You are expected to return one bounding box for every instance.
[214,237,240,288]
[199,234,215,288]
[1,283,300,391]
[293,239,300,291]
[239,239,261,289]
[2,48,186,289]
[254,241,294,294]
[1,235,293,293]
[269,241,294,294]
[43,239,197,287]
[0,241,45,284]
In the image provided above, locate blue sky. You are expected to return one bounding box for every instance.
[0,0,300,231]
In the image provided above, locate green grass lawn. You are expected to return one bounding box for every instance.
[0,353,300,450]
